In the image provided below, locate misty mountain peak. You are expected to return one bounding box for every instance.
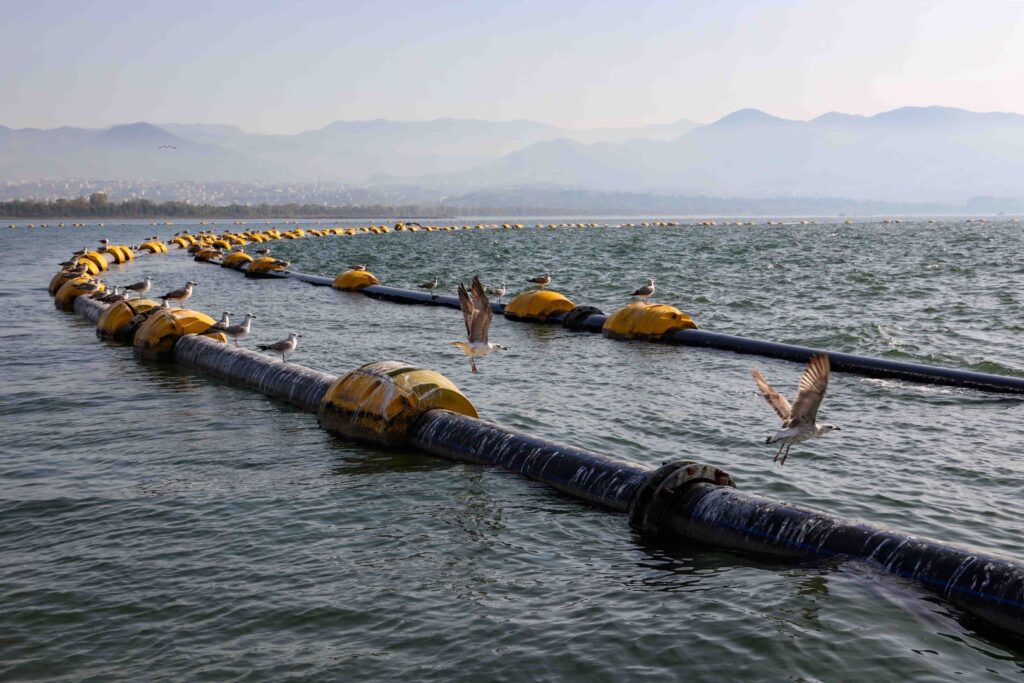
[95,122,183,146]
[711,108,792,127]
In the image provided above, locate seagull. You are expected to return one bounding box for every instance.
[124,276,152,299]
[527,273,551,289]
[98,286,126,303]
[208,311,231,332]
[258,332,301,362]
[223,313,256,347]
[158,145,176,150]
[419,277,439,298]
[158,281,196,308]
[632,278,655,304]
[752,354,840,466]
[348,264,366,271]
[98,238,110,247]
[452,275,508,374]
[256,247,271,255]
[486,282,507,304]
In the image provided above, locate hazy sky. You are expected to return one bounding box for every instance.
[3,0,1023,133]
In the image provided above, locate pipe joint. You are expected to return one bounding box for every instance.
[629,460,734,537]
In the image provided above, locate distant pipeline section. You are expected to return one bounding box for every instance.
[50,245,1024,640]
[228,261,1024,395]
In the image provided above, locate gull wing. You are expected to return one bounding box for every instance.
[789,354,830,426]
[457,281,475,339]
[752,368,792,422]
[469,275,492,344]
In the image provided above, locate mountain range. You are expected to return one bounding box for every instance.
[3,107,1024,203]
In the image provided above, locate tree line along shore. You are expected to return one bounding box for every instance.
[0,194,448,219]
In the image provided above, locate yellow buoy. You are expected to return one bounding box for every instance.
[54,277,104,311]
[318,361,477,446]
[602,303,697,340]
[332,269,380,291]
[247,256,287,276]
[96,299,161,342]
[133,309,225,361]
[80,251,108,272]
[503,290,576,322]
[221,251,254,270]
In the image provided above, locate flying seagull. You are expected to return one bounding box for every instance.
[158,145,176,150]
[632,278,655,304]
[752,354,840,466]
[527,273,551,289]
[452,275,507,374]
[258,332,301,362]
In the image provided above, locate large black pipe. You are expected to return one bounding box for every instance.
[57,281,1024,638]
[236,263,1024,394]
[408,409,650,511]
[173,334,337,413]
[656,482,1024,637]
[663,329,1024,394]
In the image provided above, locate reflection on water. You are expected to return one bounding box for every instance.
[1,218,1024,679]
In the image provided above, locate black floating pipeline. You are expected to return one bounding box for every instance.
[652,481,1024,638]
[50,271,1024,640]
[174,335,337,413]
[408,409,650,511]
[255,263,1024,394]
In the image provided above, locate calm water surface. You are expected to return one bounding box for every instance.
[2,218,1023,681]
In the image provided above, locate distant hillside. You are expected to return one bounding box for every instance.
[0,117,700,185]
[472,106,1024,203]
[4,107,1024,203]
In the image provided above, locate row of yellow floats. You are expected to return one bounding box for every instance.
[48,243,478,447]
[176,222,701,341]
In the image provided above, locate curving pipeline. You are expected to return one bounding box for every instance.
[207,259,1024,394]
[51,269,1024,638]
[648,481,1024,637]
[173,334,337,413]
[661,329,1024,394]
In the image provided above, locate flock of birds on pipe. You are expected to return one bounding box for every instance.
[59,233,841,466]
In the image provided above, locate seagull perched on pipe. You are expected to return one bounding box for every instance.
[527,273,551,289]
[632,278,655,304]
[258,332,301,362]
[419,277,439,298]
[208,311,231,332]
[486,282,507,304]
[223,313,256,347]
[124,276,152,299]
[158,281,196,308]
[752,354,840,466]
[452,275,507,374]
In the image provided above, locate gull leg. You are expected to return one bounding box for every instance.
[780,445,792,466]
[773,441,785,462]
[470,357,478,374]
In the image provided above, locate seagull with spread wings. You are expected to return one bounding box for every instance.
[752,354,840,466]
[452,275,508,373]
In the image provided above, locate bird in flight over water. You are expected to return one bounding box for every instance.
[752,354,840,466]
[453,275,507,373]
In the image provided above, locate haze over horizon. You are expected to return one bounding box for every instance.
[4,0,1024,134]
